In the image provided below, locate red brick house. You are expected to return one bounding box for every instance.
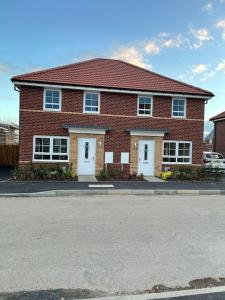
[11,58,214,176]
[210,111,225,156]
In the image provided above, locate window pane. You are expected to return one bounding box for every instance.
[85,100,92,106]
[43,146,50,153]
[85,142,89,159]
[34,154,42,160]
[92,100,98,106]
[85,93,99,112]
[45,90,52,97]
[60,155,68,160]
[45,90,60,110]
[53,91,59,97]
[43,138,50,145]
[43,155,50,160]
[61,139,67,146]
[138,97,151,115]
[91,107,98,111]
[173,99,185,116]
[144,144,148,160]
[53,98,59,104]
[92,94,98,101]
[45,96,53,103]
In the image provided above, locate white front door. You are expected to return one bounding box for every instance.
[138,140,155,176]
[77,138,96,175]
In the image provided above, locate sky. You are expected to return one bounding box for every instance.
[0,0,225,124]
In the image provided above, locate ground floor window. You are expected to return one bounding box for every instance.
[162,141,192,164]
[33,136,69,162]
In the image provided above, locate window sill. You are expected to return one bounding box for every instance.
[171,116,186,119]
[32,160,69,163]
[162,162,192,165]
[137,114,153,118]
[44,109,61,112]
[83,111,100,115]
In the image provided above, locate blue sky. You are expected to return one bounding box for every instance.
[1,0,225,123]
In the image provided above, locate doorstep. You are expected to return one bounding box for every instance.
[78,175,97,182]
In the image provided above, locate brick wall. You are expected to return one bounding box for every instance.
[19,86,205,166]
[214,120,225,156]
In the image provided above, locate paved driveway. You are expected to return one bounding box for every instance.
[0,166,13,182]
[0,195,225,294]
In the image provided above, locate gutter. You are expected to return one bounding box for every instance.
[12,80,213,100]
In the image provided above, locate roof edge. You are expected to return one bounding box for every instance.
[12,80,213,99]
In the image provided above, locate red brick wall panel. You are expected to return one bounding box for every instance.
[214,121,225,155]
[19,86,205,165]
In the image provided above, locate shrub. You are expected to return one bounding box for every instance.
[13,162,76,181]
[161,170,173,180]
[170,165,224,181]
[128,172,145,181]
[99,168,110,180]
[99,167,125,180]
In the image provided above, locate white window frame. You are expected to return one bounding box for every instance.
[162,140,192,164]
[33,135,69,162]
[172,98,186,118]
[43,88,62,112]
[83,91,100,114]
[137,95,153,117]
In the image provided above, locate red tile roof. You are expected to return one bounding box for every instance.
[210,111,225,121]
[12,58,214,97]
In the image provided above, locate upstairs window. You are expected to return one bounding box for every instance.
[172,98,186,118]
[163,141,192,164]
[84,92,100,114]
[137,96,152,116]
[44,89,61,111]
[33,136,69,162]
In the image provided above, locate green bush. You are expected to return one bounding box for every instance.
[99,167,125,180]
[13,162,76,181]
[170,165,224,181]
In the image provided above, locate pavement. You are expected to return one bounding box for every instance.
[1,194,225,295]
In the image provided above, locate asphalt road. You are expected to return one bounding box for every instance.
[0,195,225,295]
[161,292,225,299]
[1,180,225,193]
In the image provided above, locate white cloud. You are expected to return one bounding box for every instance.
[144,41,160,54]
[192,64,208,74]
[162,35,184,48]
[216,19,225,40]
[0,64,10,73]
[216,60,225,72]
[190,28,214,48]
[157,32,170,38]
[203,2,213,12]
[110,46,151,69]
[201,71,216,81]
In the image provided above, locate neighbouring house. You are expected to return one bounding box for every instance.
[203,129,214,152]
[11,58,214,177]
[0,122,19,145]
[210,111,225,156]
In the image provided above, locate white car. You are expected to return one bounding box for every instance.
[203,151,225,169]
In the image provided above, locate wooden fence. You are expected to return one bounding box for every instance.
[0,145,19,166]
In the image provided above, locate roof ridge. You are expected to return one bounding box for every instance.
[116,59,214,96]
[11,58,101,80]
